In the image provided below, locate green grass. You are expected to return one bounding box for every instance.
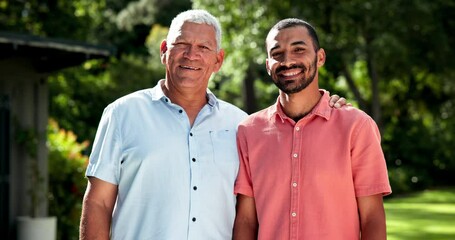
[385,187,455,240]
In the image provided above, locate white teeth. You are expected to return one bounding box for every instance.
[281,70,300,77]
[282,72,299,77]
[181,65,199,70]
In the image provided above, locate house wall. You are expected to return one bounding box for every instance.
[0,57,49,237]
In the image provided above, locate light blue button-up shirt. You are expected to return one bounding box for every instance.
[86,80,248,239]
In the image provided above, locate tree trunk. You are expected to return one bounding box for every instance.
[341,62,368,111]
[366,43,383,132]
[243,63,257,114]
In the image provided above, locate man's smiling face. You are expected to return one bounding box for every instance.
[266,26,323,94]
[161,22,224,92]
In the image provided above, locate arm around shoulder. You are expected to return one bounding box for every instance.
[233,194,259,240]
[80,177,118,240]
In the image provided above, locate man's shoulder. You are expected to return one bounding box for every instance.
[333,106,372,121]
[105,88,154,112]
[217,99,248,116]
[330,106,378,131]
[121,88,153,101]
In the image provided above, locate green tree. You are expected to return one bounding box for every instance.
[193,0,455,192]
[47,119,89,240]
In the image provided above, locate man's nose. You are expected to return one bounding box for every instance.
[280,53,296,67]
[183,45,200,60]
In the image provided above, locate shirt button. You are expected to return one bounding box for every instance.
[295,127,300,131]
[179,109,183,113]
[192,158,196,162]
[165,98,169,102]
[293,153,298,158]
[291,212,297,217]
[292,182,297,187]
[193,186,197,190]
[192,217,196,222]
[190,133,193,136]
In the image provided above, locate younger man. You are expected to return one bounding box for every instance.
[233,18,391,240]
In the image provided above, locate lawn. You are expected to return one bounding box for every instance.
[385,187,455,240]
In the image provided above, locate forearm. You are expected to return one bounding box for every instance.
[233,194,258,240]
[232,217,258,240]
[80,199,112,240]
[360,219,387,240]
[358,194,387,240]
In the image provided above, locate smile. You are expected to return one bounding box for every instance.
[180,65,201,70]
[278,69,302,77]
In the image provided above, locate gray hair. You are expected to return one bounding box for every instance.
[167,9,222,51]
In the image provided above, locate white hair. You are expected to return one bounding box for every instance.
[167,9,222,51]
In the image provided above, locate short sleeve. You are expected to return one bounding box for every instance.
[234,125,254,197]
[351,117,392,197]
[85,104,122,185]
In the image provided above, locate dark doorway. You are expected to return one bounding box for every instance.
[0,95,10,237]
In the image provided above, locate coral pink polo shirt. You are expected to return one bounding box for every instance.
[234,90,391,240]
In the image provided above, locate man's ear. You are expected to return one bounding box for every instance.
[160,40,167,64]
[213,49,225,73]
[265,58,271,76]
[317,48,326,67]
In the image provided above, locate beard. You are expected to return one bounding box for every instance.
[272,55,318,94]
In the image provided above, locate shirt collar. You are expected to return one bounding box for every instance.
[269,89,332,123]
[149,79,220,109]
[149,79,167,101]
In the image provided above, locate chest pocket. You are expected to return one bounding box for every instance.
[210,130,238,163]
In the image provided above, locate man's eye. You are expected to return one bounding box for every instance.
[200,45,210,50]
[173,42,187,47]
[271,52,282,58]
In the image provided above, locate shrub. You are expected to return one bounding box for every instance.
[47,119,89,240]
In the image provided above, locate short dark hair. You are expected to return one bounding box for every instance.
[267,18,320,51]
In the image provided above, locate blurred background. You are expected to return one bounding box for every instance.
[1,0,454,239]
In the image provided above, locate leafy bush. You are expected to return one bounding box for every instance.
[47,119,89,240]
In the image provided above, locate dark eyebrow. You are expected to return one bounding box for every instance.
[270,45,280,52]
[270,40,307,52]
[291,40,307,46]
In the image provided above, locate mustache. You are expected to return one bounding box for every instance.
[276,64,306,74]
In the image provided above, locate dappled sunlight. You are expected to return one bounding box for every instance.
[385,188,455,240]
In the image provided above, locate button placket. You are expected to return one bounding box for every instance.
[188,129,199,231]
[290,124,302,238]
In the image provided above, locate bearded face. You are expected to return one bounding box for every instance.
[266,26,324,95]
[270,54,318,94]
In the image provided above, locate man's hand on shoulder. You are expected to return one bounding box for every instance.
[329,94,351,108]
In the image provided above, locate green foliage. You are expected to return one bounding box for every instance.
[145,24,168,58]
[48,56,164,144]
[193,0,455,193]
[14,122,38,159]
[13,120,45,217]
[382,69,455,193]
[47,119,89,240]
[0,0,103,41]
